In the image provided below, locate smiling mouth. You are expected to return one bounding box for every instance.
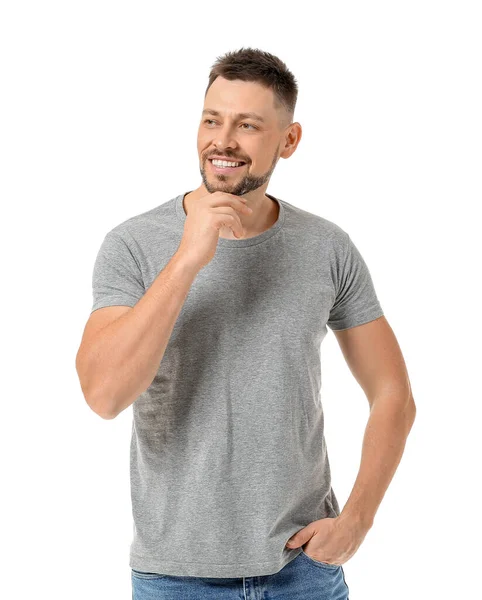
[208,159,248,173]
[209,158,247,165]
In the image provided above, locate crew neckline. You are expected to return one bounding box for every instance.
[175,190,286,248]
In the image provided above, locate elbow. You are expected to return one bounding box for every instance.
[84,382,119,419]
[408,393,417,418]
[93,398,117,419]
[86,391,118,420]
[405,394,417,432]
[76,356,117,420]
[98,408,118,420]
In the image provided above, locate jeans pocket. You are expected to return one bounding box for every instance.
[300,549,341,570]
[131,568,167,580]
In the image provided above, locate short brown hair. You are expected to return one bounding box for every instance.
[205,47,298,129]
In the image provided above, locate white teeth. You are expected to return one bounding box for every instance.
[212,159,243,168]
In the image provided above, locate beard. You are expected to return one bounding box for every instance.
[200,143,280,196]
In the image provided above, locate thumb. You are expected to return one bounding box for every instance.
[285,525,315,549]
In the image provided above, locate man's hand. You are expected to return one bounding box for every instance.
[285,515,371,566]
[177,191,252,271]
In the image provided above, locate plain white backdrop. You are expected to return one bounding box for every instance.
[1,1,480,598]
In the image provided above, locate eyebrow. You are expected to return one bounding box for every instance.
[202,108,266,124]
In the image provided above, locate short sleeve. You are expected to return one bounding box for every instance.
[327,233,384,331]
[91,230,145,314]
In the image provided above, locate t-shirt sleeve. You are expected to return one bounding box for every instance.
[91,230,146,314]
[327,232,384,331]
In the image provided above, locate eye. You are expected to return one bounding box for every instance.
[203,119,257,130]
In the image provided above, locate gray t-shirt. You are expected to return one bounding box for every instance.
[90,191,384,578]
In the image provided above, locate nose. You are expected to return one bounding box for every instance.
[213,123,239,152]
[214,139,237,154]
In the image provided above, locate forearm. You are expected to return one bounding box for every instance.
[84,250,200,419]
[339,393,416,529]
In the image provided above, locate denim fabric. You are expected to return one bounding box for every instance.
[131,550,349,599]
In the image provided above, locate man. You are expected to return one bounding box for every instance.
[76,47,416,599]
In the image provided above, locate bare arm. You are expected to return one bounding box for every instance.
[76,191,251,420]
[283,316,416,563]
[76,251,200,419]
[334,316,417,530]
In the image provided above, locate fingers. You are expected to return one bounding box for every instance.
[210,207,247,239]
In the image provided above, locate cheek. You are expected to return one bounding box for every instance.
[197,132,207,150]
[198,138,211,158]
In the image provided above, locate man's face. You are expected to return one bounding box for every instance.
[197,76,286,196]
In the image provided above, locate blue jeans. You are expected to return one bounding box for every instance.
[131,549,350,599]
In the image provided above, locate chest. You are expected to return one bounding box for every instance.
[161,249,336,356]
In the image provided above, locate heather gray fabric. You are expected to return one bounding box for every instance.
[90,191,384,578]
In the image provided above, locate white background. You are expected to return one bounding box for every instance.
[1,1,480,598]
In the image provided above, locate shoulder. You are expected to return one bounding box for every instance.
[281,198,349,251]
[107,196,180,245]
